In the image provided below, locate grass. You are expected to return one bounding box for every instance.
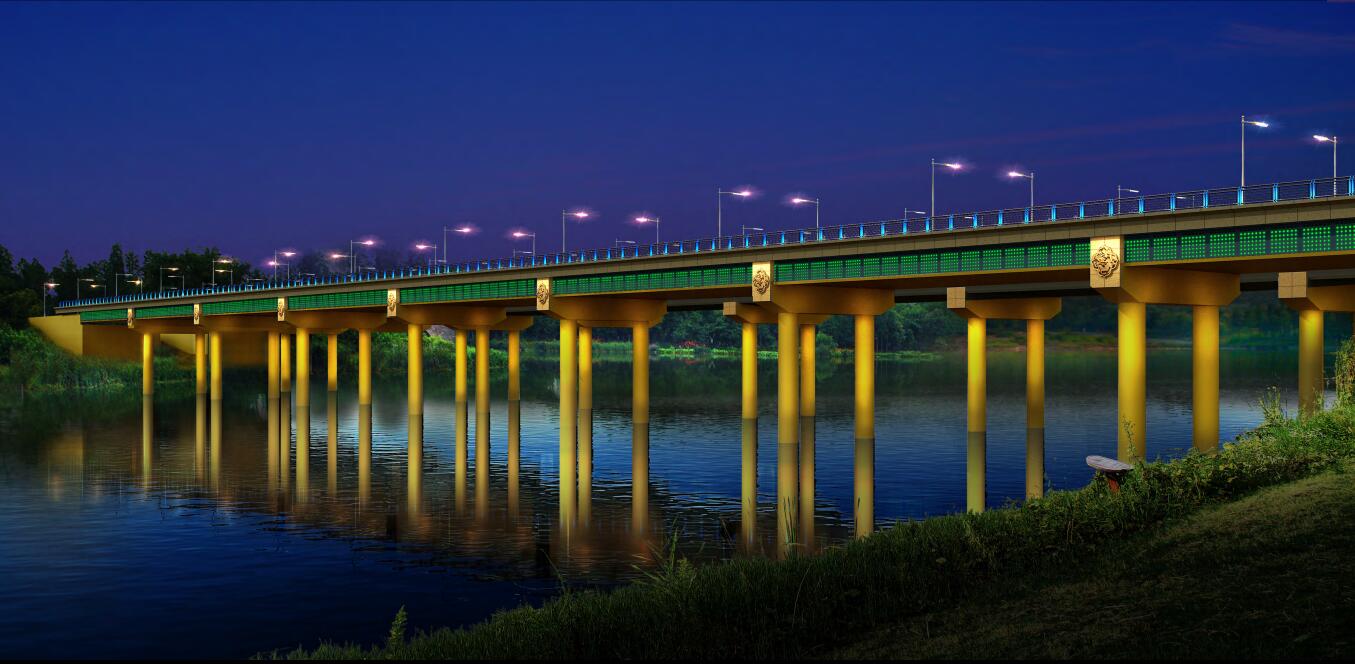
[276,400,1355,660]
[0,327,191,394]
[834,468,1355,659]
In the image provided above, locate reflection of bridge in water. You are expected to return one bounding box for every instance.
[45,175,1355,557]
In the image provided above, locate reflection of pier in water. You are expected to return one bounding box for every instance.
[48,392,856,584]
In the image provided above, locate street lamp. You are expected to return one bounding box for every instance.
[717,188,753,238]
[790,197,820,228]
[512,230,537,257]
[1116,186,1139,213]
[1241,115,1270,186]
[561,210,590,253]
[1008,171,1035,208]
[740,225,763,235]
[78,278,102,300]
[267,260,290,282]
[349,239,375,275]
[930,160,963,217]
[441,226,474,265]
[159,266,180,292]
[42,282,57,316]
[414,243,438,269]
[634,215,661,243]
[114,272,138,297]
[211,258,234,287]
[1314,135,1339,188]
[614,239,637,253]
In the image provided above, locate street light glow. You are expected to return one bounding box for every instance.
[941,163,961,170]
[1315,135,1333,143]
[1008,171,1029,178]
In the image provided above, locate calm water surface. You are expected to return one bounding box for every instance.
[0,350,1313,658]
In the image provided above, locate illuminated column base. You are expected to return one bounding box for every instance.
[476,327,491,521]
[558,319,578,528]
[776,311,799,557]
[141,332,155,396]
[1026,319,1046,499]
[854,314,875,537]
[966,317,986,513]
[1118,301,1147,461]
[578,326,593,525]
[1192,305,1220,453]
[209,332,223,401]
[268,331,281,400]
[407,323,423,416]
[742,322,757,420]
[327,333,339,392]
[194,333,207,396]
[280,333,292,393]
[295,328,311,407]
[632,323,649,534]
[1298,308,1324,417]
[357,329,372,406]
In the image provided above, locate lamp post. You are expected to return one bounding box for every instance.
[441,226,473,266]
[349,240,375,275]
[115,272,137,297]
[614,239,637,254]
[1116,186,1139,213]
[42,282,57,316]
[1314,135,1339,193]
[512,231,537,257]
[158,266,180,292]
[1008,171,1035,208]
[634,215,661,243]
[562,210,590,253]
[211,258,233,287]
[414,243,438,269]
[78,278,101,300]
[930,160,963,217]
[717,188,752,238]
[268,260,290,282]
[1241,115,1270,187]
[790,197,820,228]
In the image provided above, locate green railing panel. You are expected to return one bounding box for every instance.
[400,279,534,304]
[774,239,1089,284]
[137,304,193,319]
[80,309,126,323]
[290,289,387,310]
[1125,221,1355,264]
[556,265,750,296]
[202,298,276,316]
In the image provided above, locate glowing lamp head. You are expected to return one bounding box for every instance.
[943,163,962,170]
[415,244,432,250]
[1007,171,1023,178]
[267,261,277,267]
[1254,121,1269,128]
[454,226,473,234]
[635,216,655,223]
[734,190,752,197]
[360,240,376,246]
[791,198,809,204]
[512,231,526,238]
[569,211,590,219]
[329,253,344,259]
[1315,135,1333,143]
[45,282,57,288]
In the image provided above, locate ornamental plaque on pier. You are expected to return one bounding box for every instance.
[751,261,772,302]
[1089,236,1123,289]
[535,278,552,311]
[386,288,400,317]
[126,308,135,328]
[276,297,287,322]
[193,303,201,325]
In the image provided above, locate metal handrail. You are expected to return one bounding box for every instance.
[58,175,1355,308]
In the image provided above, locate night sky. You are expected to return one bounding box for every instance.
[2,1,1353,268]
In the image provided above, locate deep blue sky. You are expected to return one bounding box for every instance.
[2,1,1353,268]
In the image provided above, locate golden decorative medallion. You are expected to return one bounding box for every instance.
[1091,245,1120,279]
[126,308,135,328]
[386,289,399,317]
[193,303,201,325]
[276,297,287,322]
[752,269,771,295]
[536,281,551,308]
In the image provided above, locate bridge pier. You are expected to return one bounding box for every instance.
[209,331,223,401]
[1279,272,1355,417]
[455,328,469,511]
[755,281,893,547]
[194,333,207,396]
[141,332,155,396]
[476,326,491,520]
[948,288,1062,511]
[267,331,281,399]
[1092,240,1240,460]
[280,333,292,393]
[407,323,423,416]
[327,334,339,392]
[358,329,372,405]
[854,313,875,537]
[539,290,666,534]
[724,302,776,548]
[578,325,593,523]
[296,327,311,407]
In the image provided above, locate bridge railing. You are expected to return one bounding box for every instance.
[58,175,1355,309]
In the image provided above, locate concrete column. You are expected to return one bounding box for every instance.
[632,323,650,534]
[966,317,986,513]
[280,333,292,393]
[776,311,799,556]
[475,327,491,518]
[454,328,468,509]
[455,329,469,405]
[741,322,757,419]
[1299,308,1324,416]
[358,404,372,507]
[854,314,875,538]
[741,418,757,550]
[295,328,311,407]
[209,331,223,401]
[194,333,207,395]
[357,329,372,406]
[1025,319,1046,499]
[1118,301,1147,461]
[267,331,280,400]
[799,324,816,417]
[578,326,593,522]
[508,330,521,401]
[407,323,423,416]
[1192,305,1220,453]
[558,319,578,526]
[327,334,339,392]
[141,332,155,396]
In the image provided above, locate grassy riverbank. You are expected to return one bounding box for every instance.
[0,327,190,394]
[279,400,1355,660]
[834,468,1355,659]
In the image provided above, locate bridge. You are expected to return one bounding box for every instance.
[41,175,1355,553]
